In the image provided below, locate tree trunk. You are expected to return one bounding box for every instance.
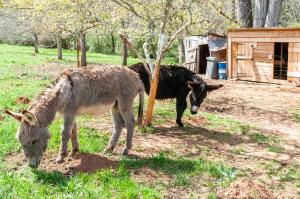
[121,40,128,66]
[57,36,63,60]
[80,34,87,67]
[111,33,116,54]
[144,59,162,126]
[253,0,269,27]
[76,37,80,67]
[121,20,128,66]
[73,37,77,50]
[33,33,39,54]
[178,38,185,65]
[265,0,282,27]
[235,0,253,27]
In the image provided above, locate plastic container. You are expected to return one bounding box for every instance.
[206,57,218,79]
[218,61,227,80]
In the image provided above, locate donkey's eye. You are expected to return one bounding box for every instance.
[32,139,39,145]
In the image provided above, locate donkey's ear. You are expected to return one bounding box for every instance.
[188,81,201,89]
[4,110,23,122]
[206,84,223,92]
[21,110,38,126]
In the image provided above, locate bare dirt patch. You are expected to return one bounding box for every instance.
[202,79,300,131]
[16,96,30,104]
[217,179,278,199]
[4,152,117,174]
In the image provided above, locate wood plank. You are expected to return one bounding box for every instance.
[227,38,232,78]
[231,42,237,78]
[288,71,300,77]
[228,30,300,38]
[253,49,274,54]
[232,38,300,43]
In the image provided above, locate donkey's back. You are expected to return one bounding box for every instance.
[57,66,143,115]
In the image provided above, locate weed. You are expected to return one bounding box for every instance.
[140,126,155,134]
[289,107,300,123]
[267,145,284,153]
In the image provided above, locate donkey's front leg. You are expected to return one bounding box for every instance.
[55,114,75,163]
[68,123,79,159]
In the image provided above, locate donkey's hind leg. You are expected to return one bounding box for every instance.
[119,108,135,156]
[68,123,79,159]
[105,107,124,153]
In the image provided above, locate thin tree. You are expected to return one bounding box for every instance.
[114,0,193,125]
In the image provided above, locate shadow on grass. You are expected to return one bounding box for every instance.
[123,153,197,175]
[122,153,236,184]
[153,124,246,147]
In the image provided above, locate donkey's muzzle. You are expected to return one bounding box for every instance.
[27,157,40,168]
[191,106,198,115]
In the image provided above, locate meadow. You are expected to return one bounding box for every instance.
[0,44,300,198]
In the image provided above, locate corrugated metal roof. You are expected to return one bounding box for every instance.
[208,37,227,51]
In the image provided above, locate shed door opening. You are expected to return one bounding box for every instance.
[198,44,210,74]
[274,42,288,80]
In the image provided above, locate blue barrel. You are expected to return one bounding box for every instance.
[206,57,218,79]
[218,61,227,80]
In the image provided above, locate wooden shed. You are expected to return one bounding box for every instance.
[184,33,227,74]
[227,28,300,85]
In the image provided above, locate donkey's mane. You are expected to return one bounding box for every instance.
[29,77,61,110]
[27,74,71,126]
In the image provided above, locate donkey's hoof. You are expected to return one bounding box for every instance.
[104,147,114,154]
[68,149,78,160]
[122,149,128,156]
[54,156,65,164]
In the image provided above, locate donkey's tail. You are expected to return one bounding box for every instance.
[137,81,144,126]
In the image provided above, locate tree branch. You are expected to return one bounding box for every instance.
[162,1,193,54]
[208,0,240,25]
[111,0,144,19]
[119,34,151,77]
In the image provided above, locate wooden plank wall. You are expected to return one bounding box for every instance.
[236,43,254,78]
[252,43,274,82]
[288,43,300,84]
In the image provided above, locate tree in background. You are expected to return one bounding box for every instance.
[235,0,252,27]
[42,0,110,66]
[280,0,300,27]
[4,0,47,54]
[234,0,283,28]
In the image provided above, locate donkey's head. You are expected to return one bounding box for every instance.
[5,110,50,168]
[188,81,223,115]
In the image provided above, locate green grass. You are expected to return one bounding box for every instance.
[0,165,160,199]
[289,107,300,123]
[200,112,254,135]
[260,160,300,189]
[0,43,177,70]
[0,43,139,67]
[250,132,284,153]
[0,44,240,198]
[121,152,237,188]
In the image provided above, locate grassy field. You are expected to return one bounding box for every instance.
[0,44,299,198]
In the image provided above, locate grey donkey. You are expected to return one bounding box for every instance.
[5,66,144,168]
